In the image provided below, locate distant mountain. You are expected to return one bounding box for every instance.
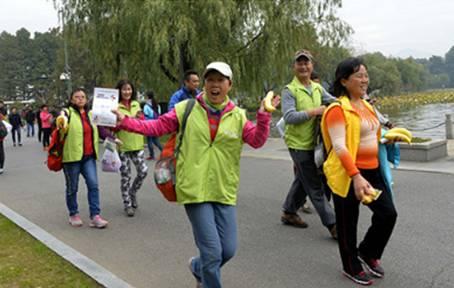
[393,49,440,59]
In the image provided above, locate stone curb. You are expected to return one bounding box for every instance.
[0,202,133,288]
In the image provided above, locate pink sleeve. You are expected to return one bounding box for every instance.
[242,110,271,148]
[119,109,179,137]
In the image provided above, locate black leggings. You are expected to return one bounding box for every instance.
[42,128,51,148]
[0,140,4,169]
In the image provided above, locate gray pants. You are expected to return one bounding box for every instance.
[119,150,148,208]
[282,149,335,228]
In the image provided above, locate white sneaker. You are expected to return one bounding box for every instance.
[0,168,4,174]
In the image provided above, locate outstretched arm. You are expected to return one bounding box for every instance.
[115,109,179,137]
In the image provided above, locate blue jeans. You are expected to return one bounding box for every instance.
[27,123,34,137]
[185,203,237,288]
[146,136,162,158]
[63,156,100,218]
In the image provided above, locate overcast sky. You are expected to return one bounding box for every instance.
[337,0,454,58]
[1,0,453,59]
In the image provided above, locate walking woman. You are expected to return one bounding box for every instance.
[115,79,148,217]
[321,58,397,285]
[113,62,279,288]
[40,104,52,150]
[58,88,108,228]
[0,106,7,174]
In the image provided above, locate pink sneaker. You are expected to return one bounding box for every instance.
[69,215,83,227]
[89,215,108,229]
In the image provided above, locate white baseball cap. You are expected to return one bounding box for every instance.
[203,62,233,79]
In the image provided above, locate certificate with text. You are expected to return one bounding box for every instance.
[91,87,119,127]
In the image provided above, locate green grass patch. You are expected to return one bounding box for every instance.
[0,214,101,288]
[411,136,432,143]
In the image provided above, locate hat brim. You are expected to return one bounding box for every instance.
[203,68,231,79]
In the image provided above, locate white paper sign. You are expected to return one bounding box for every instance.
[92,87,119,127]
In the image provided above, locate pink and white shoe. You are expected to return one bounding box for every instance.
[89,215,108,229]
[69,215,83,227]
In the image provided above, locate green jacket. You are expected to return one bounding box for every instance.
[116,100,144,152]
[62,106,99,163]
[174,100,247,205]
[284,78,323,150]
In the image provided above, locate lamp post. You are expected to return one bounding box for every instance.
[59,9,72,97]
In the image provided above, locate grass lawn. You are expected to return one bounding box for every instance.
[0,214,101,288]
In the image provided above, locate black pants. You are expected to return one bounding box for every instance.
[11,126,21,144]
[0,140,4,169]
[332,168,397,275]
[42,128,51,148]
[38,125,42,142]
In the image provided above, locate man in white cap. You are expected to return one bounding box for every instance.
[113,61,280,287]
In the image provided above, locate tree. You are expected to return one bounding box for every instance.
[444,46,454,87]
[59,0,352,102]
[362,52,401,96]
[394,58,427,92]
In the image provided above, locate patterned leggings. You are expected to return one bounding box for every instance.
[119,150,148,208]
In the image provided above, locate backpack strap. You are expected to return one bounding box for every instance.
[175,99,196,158]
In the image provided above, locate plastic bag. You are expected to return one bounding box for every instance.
[276,117,285,138]
[101,139,121,173]
[2,120,12,133]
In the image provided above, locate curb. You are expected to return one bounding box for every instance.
[0,202,133,288]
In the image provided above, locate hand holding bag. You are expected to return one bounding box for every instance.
[101,138,121,173]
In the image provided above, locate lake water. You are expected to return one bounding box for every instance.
[381,103,454,139]
[269,102,454,139]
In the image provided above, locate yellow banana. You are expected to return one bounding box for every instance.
[362,189,382,205]
[264,91,276,113]
[388,127,412,139]
[56,112,68,132]
[384,131,411,144]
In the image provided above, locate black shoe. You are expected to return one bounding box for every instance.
[343,270,373,286]
[125,206,135,217]
[13,143,16,147]
[358,253,384,278]
[18,143,22,146]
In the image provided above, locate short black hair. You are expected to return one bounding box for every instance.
[333,57,367,98]
[146,90,155,99]
[116,79,137,102]
[184,70,199,81]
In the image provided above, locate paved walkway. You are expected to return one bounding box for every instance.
[1,135,454,287]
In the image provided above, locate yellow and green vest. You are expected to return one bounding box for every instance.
[62,107,99,163]
[174,99,247,205]
[116,100,144,152]
[284,78,323,150]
